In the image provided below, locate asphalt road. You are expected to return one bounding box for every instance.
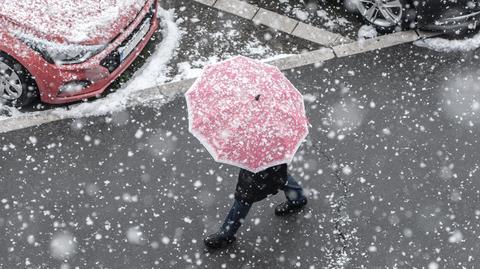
[245,0,364,39]
[2,43,480,269]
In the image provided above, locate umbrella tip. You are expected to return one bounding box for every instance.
[255,94,261,101]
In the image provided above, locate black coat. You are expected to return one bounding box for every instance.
[234,164,288,204]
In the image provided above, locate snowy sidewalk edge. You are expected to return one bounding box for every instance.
[0,32,429,134]
[333,30,419,57]
[0,112,63,134]
[129,31,426,101]
[194,0,352,46]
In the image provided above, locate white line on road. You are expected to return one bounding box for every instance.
[214,0,259,20]
[193,0,217,6]
[252,8,299,34]
[0,112,63,134]
[333,31,419,57]
[197,0,351,46]
[292,22,348,48]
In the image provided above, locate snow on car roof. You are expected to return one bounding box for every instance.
[0,0,147,44]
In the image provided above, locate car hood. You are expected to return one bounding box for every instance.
[0,0,148,45]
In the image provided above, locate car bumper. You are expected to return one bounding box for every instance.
[420,10,480,32]
[31,0,160,104]
[416,0,480,33]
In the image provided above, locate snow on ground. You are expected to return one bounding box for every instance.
[414,32,480,52]
[357,25,377,40]
[172,50,291,81]
[122,8,183,91]
[292,7,310,21]
[0,101,24,119]
[287,3,352,31]
[315,9,351,30]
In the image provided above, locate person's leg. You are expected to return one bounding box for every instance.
[275,174,307,216]
[204,199,251,249]
[220,199,252,237]
[282,174,306,202]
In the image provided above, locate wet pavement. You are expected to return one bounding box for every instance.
[2,42,480,268]
[299,44,480,268]
[246,0,363,39]
[162,0,321,77]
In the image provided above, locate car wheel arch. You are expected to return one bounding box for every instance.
[0,47,38,83]
[0,48,40,106]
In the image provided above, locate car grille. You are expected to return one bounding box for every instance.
[100,2,155,73]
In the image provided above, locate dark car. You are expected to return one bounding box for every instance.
[352,0,480,33]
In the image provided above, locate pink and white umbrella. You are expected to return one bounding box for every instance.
[185,56,309,173]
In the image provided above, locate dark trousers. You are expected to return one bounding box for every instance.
[220,174,305,237]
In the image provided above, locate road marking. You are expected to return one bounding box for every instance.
[214,0,258,20]
[416,30,440,39]
[268,48,336,70]
[129,78,196,102]
[194,0,217,6]
[0,112,62,134]
[196,0,352,46]
[333,31,419,57]
[292,22,347,47]
[253,8,299,34]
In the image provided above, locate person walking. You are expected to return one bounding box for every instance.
[204,164,307,249]
[185,56,310,249]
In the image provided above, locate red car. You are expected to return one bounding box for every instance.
[0,0,159,107]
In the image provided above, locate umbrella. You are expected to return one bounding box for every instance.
[185,56,309,173]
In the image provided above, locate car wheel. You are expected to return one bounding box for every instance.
[0,52,39,107]
[354,0,408,31]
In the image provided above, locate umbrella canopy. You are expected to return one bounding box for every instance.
[185,56,309,173]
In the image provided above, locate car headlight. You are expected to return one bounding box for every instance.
[14,32,106,65]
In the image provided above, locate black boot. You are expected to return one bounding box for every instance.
[275,197,308,216]
[204,232,236,249]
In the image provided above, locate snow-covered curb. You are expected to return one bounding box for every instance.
[414,32,480,52]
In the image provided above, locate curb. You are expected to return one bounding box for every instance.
[195,0,352,47]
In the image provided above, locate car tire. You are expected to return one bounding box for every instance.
[353,0,410,32]
[0,51,39,107]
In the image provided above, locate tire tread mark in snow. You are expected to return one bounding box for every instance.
[311,142,356,267]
